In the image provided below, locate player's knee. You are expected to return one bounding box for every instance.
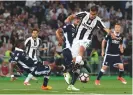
[119,69,124,71]
[80,46,85,52]
[101,69,105,73]
[44,76,50,79]
[118,64,124,70]
[75,56,82,64]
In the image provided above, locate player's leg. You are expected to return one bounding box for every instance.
[67,41,90,91]
[83,60,91,73]
[95,55,110,85]
[24,61,38,85]
[67,68,80,91]
[75,40,91,65]
[62,48,73,84]
[116,56,127,84]
[41,76,52,90]
[75,46,85,65]
[24,73,33,85]
[32,64,52,90]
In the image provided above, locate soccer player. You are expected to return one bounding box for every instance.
[64,5,117,90]
[10,40,64,90]
[24,29,47,85]
[65,5,116,66]
[95,23,127,85]
[56,17,91,91]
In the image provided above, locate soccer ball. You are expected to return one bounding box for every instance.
[79,73,89,83]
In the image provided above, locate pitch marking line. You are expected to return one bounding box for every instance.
[1,89,59,92]
[2,89,37,91]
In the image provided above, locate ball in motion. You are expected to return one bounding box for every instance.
[79,73,89,83]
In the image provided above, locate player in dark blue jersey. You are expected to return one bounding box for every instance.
[56,17,91,91]
[56,17,81,90]
[95,23,127,85]
[10,40,64,90]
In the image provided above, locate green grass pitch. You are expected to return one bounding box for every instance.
[0,76,132,94]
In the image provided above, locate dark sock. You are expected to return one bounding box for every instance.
[97,71,104,80]
[43,77,49,87]
[70,72,79,85]
[69,70,73,77]
[118,70,124,77]
[83,60,91,73]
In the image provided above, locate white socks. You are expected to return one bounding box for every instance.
[24,73,33,83]
[75,56,82,64]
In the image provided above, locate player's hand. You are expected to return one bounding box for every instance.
[58,38,63,46]
[64,19,70,24]
[43,48,48,50]
[101,51,104,57]
[110,32,117,39]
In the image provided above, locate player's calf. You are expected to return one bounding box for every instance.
[95,68,106,85]
[41,76,52,90]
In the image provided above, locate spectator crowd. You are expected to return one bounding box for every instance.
[0,1,132,77]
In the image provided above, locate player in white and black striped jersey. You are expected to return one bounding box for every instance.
[65,5,117,68]
[65,5,118,90]
[24,29,47,85]
[25,33,41,61]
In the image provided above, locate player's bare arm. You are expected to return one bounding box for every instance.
[56,28,64,45]
[104,28,117,39]
[119,44,124,53]
[39,47,48,51]
[64,14,76,24]
[101,39,106,57]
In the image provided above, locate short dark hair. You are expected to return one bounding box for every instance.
[115,23,121,26]
[90,5,98,12]
[31,28,39,33]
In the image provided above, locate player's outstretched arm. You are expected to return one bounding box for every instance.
[104,28,117,39]
[64,14,76,24]
[56,28,64,45]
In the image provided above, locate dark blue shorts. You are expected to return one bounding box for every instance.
[31,64,51,77]
[62,48,73,66]
[102,55,122,66]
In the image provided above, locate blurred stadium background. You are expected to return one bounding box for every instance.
[0,1,132,78]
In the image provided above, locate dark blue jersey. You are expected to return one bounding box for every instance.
[62,24,77,49]
[10,49,36,72]
[10,48,51,76]
[104,34,123,55]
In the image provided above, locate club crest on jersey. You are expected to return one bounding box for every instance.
[82,23,92,30]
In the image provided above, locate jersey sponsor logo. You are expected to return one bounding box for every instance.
[35,70,50,75]
[112,40,120,44]
[82,23,93,30]
[30,46,38,49]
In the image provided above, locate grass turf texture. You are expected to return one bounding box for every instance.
[0,76,132,94]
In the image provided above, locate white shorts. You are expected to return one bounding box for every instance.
[71,40,92,57]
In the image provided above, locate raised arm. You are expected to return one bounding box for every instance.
[65,12,87,24]
[97,19,116,39]
[56,28,64,46]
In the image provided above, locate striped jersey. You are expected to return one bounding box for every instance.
[75,11,106,40]
[24,37,42,61]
